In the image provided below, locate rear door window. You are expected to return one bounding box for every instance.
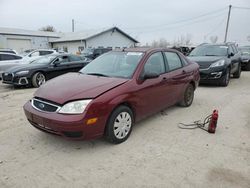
[164,52,183,71]
[0,54,17,61]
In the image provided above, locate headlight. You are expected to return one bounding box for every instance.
[58,100,92,114]
[15,70,29,75]
[210,59,225,68]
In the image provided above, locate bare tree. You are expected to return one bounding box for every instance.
[210,36,218,44]
[150,38,170,48]
[185,34,192,46]
[39,25,56,32]
[151,40,159,47]
[247,35,250,42]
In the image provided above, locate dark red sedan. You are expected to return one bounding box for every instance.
[23,48,200,144]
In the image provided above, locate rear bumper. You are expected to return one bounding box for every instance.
[23,100,104,140]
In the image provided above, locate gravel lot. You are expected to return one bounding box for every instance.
[0,73,250,188]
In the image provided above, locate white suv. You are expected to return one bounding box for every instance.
[22,49,58,62]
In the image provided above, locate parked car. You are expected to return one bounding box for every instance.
[171,46,192,56]
[81,47,112,59]
[21,49,58,63]
[188,43,241,86]
[0,48,17,54]
[23,48,200,143]
[239,46,250,70]
[0,52,27,80]
[2,54,90,87]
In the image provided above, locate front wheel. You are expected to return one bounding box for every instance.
[105,105,134,144]
[32,72,46,88]
[179,84,194,107]
[233,63,241,78]
[220,68,230,87]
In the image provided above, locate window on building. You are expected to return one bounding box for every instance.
[63,46,68,52]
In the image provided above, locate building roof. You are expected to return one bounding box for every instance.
[0,27,61,38]
[50,27,139,43]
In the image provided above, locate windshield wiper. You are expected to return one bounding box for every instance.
[86,73,110,77]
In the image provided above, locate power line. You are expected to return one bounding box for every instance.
[204,15,228,38]
[233,6,250,10]
[123,7,227,30]
[127,11,227,34]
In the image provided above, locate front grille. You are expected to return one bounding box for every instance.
[32,98,60,112]
[199,64,210,69]
[2,73,13,81]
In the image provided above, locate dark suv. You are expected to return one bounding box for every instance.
[188,43,241,86]
[81,48,112,60]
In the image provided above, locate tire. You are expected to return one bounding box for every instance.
[233,63,241,78]
[32,72,46,88]
[220,68,230,87]
[105,105,134,144]
[179,84,194,107]
[245,62,250,71]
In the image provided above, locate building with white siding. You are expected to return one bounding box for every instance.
[0,27,139,54]
[0,27,61,53]
[51,27,138,53]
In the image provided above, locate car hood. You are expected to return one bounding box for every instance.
[35,72,129,104]
[187,56,225,69]
[5,63,46,73]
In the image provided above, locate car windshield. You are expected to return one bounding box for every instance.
[80,51,144,78]
[31,55,57,64]
[20,50,34,56]
[189,45,228,56]
[239,47,250,54]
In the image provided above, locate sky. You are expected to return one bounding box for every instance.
[0,0,250,46]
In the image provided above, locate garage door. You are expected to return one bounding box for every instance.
[7,38,32,53]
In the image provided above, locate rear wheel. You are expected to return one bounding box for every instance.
[179,84,194,107]
[220,68,230,87]
[233,63,241,78]
[105,105,134,144]
[32,72,46,88]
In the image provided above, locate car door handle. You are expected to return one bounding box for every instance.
[161,77,169,83]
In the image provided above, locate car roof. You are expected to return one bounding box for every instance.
[0,52,20,56]
[114,47,179,54]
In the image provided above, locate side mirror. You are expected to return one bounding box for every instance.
[54,59,60,66]
[228,52,234,57]
[144,72,159,79]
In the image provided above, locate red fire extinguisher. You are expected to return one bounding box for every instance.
[208,110,218,133]
[178,109,219,133]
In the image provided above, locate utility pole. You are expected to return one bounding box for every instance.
[224,5,232,43]
[72,19,75,32]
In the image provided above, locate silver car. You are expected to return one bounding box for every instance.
[0,52,28,80]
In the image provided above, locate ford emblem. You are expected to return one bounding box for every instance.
[38,103,45,109]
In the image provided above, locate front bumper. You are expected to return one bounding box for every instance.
[2,73,30,86]
[23,100,104,140]
[199,67,227,84]
[241,59,249,67]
